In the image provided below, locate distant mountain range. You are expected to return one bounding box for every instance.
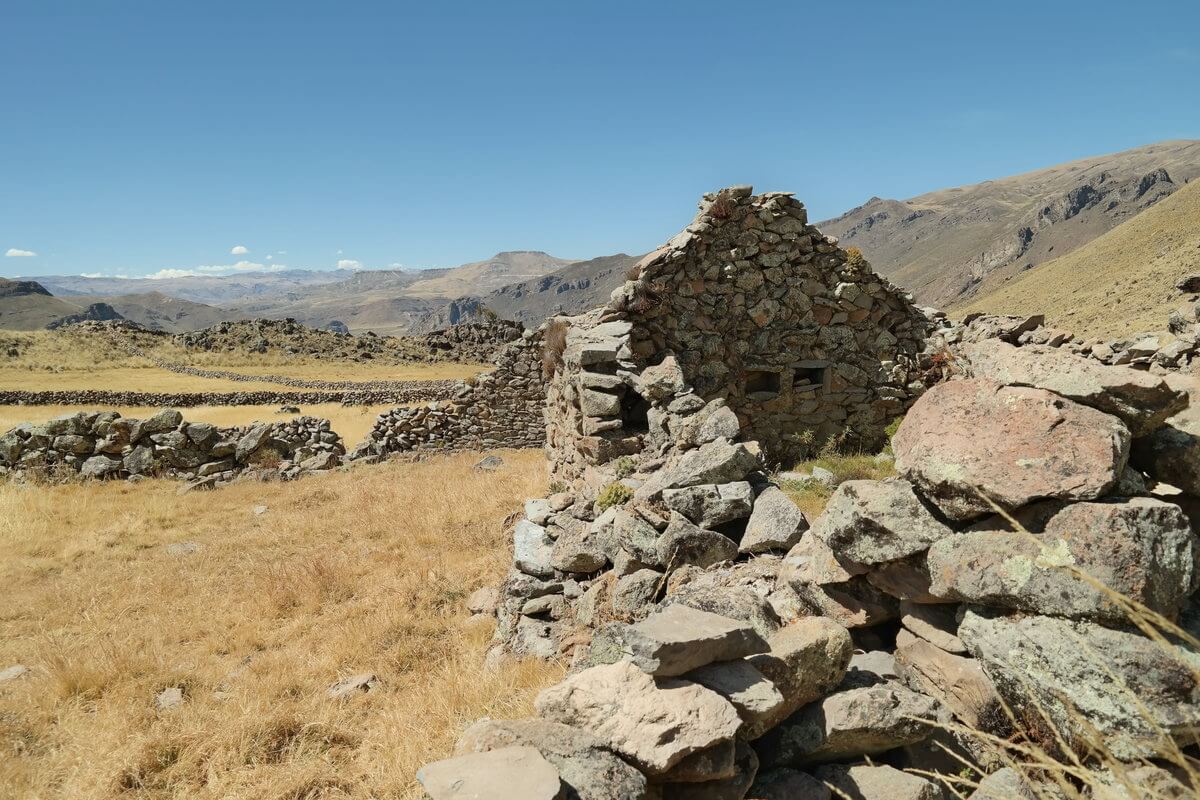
[818,140,1200,308]
[6,140,1197,337]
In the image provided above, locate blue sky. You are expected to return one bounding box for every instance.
[2,0,1197,279]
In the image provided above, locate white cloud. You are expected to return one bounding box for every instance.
[336,259,362,270]
[265,254,273,260]
[145,261,288,279]
[5,248,36,257]
[230,245,249,255]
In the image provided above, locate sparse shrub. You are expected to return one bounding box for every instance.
[708,190,736,220]
[541,319,569,380]
[595,482,633,511]
[612,456,636,479]
[845,245,867,268]
[247,446,283,469]
[478,306,499,322]
[548,480,568,494]
[624,262,643,281]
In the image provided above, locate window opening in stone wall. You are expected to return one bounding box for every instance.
[793,363,827,393]
[621,389,650,434]
[745,369,781,399]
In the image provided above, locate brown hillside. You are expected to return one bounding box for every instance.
[954,178,1200,339]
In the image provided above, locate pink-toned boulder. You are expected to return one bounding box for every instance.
[893,378,1130,520]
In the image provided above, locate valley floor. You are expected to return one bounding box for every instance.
[0,450,561,800]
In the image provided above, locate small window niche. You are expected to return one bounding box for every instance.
[792,361,828,394]
[745,369,782,400]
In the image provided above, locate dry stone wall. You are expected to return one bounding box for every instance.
[352,331,546,458]
[0,409,345,485]
[544,186,929,482]
[422,334,1200,799]
[0,385,455,408]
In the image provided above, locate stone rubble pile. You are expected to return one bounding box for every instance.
[419,336,1200,799]
[0,409,345,485]
[929,309,1200,373]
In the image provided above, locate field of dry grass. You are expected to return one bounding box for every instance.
[0,450,560,800]
[955,179,1200,339]
[0,404,400,448]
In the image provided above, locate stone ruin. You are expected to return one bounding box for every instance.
[544,186,928,481]
[419,305,1200,796]
[0,409,345,486]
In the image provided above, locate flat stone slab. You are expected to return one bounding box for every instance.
[685,658,785,730]
[535,660,741,776]
[620,604,769,676]
[814,764,944,800]
[745,617,852,738]
[514,520,555,578]
[417,745,564,800]
[663,481,753,528]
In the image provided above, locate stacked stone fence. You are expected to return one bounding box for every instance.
[0,409,346,486]
[420,325,1200,798]
[352,330,547,459]
[0,384,458,408]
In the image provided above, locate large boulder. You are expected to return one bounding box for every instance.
[417,745,564,800]
[926,498,1195,622]
[740,487,809,555]
[754,683,940,767]
[893,379,1131,520]
[455,719,649,800]
[618,605,768,676]
[959,340,1188,436]
[959,609,1200,759]
[534,661,742,776]
[809,480,953,564]
[744,617,852,738]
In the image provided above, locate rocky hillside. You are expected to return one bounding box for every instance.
[955,177,1200,338]
[819,140,1200,307]
[96,291,241,332]
[411,253,644,331]
[0,278,84,330]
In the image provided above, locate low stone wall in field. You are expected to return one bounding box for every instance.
[0,384,458,408]
[0,409,346,486]
[353,331,546,458]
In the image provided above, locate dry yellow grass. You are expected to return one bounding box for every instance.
[0,450,561,799]
[0,364,485,394]
[955,179,1200,339]
[0,404,401,448]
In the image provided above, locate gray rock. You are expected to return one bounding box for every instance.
[136,409,182,438]
[0,664,30,682]
[613,508,665,566]
[79,455,122,479]
[895,636,1004,730]
[663,482,754,528]
[663,440,761,490]
[165,541,202,556]
[535,660,742,776]
[551,522,611,574]
[745,617,853,738]
[467,586,499,615]
[747,769,830,800]
[810,480,953,564]
[657,738,737,783]
[156,686,184,710]
[660,738,759,799]
[740,487,809,554]
[685,659,785,732]
[619,605,768,676]
[813,764,945,800]
[927,498,1195,622]
[612,569,664,618]
[756,682,940,767]
[790,575,900,629]
[327,672,377,698]
[418,746,565,800]
[778,532,866,586]
[900,601,966,654]
[514,520,556,579]
[657,512,739,569]
[455,718,649,800]
[959,608,1200,759]
[235,423,272,462]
